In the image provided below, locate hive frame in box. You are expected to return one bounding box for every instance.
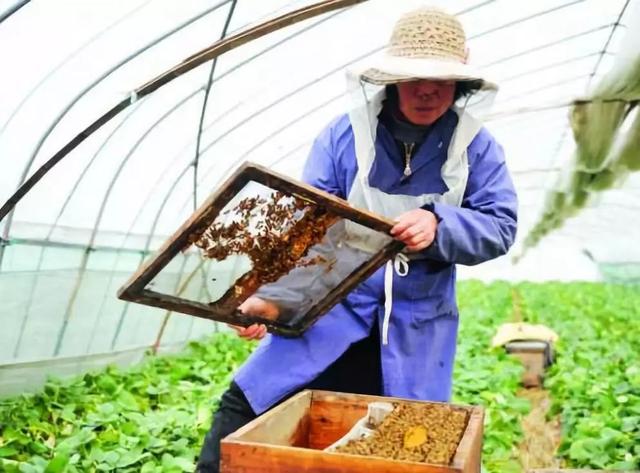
[118,162,404,337]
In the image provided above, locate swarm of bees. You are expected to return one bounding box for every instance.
[335,402,469,465]
[194,191,339,307]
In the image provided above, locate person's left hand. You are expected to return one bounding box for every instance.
[390,209,438,252]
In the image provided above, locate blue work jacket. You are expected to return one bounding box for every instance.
[234,109,517,414]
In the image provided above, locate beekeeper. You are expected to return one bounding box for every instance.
[197,6,517,472]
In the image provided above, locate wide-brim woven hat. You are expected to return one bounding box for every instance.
[358,7,498,91]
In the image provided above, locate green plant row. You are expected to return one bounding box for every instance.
[0,334,254,473]
[518,282,640,470]
[10,282,635,472]
[453,281,530,473]
[0,281,530,473]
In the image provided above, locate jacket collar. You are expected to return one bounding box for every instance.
[377,108,459,177]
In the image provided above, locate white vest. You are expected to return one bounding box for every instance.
[344,87,482,344]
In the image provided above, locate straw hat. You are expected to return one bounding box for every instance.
[358,7,497,91]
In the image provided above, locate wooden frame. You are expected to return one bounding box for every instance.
[118,162,404,336]
[221,390,484,473]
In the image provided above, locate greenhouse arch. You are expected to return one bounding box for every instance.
[0,0,638,471]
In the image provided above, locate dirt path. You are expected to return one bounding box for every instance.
[518,388,562,470]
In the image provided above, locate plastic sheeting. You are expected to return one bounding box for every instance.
[1,0,638,390]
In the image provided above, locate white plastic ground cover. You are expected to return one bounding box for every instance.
[0,0,638,391]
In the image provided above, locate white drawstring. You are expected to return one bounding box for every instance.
[382,253,409,345]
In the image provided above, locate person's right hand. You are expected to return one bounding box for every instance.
[229,297,280,340]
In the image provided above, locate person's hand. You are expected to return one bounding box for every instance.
[390,209,438,252]
[229,323,267,340]
[229,297,280,340]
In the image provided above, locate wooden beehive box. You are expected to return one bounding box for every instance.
[221,390,484,473]
[505,340,552,387]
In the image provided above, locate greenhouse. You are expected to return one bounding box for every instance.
[0,0,638,472]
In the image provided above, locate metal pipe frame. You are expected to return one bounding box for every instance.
[519,0,634,250]
[0,0,30,24]
[192,0,238,211]
[0,0,234,266]
[0,0,368,225]
[2,0,633,359]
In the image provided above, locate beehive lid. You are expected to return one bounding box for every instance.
[118,162,403,336]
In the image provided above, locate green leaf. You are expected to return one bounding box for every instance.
[117,391,140,412]
[96,376,119,395]
[28,442,49,455]
[101,450,119,467]
[18,463,44,473]
[0,446,19,458]
[172,456,195,471]
[55,430,96,455]
[621,416,640,432]
[44,453,70,473]
[140,461,159,473]
[0,458,21,473]
[116,449,150,468]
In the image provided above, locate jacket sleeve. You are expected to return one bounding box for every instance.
[301,125,346,198]
[422,128,518,266]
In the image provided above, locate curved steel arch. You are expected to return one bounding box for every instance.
[0,0,234,245]
[138,0,567,257]
[193,0,238,211]
[35,0,352,354]
[0,0,368,224]
[0,0,30,24]
[174,91,345,218]
[0,0,234,273]
[53,87,207,356]
[11,104,143,358]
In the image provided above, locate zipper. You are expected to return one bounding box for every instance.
[402,142,415,178]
